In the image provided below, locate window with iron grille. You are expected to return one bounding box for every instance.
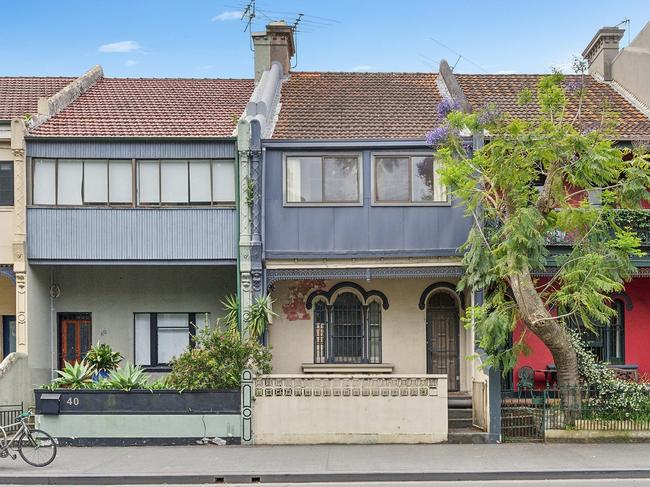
[313,292,382,364]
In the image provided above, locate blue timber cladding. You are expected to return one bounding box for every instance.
[27,207,237,261]
[263,148,472,258]
[26,140,236,159]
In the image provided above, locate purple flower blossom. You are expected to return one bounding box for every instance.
[426,126,450,146]
[565,79,585,93]
[437,98,461,118]
[478,103,502,126]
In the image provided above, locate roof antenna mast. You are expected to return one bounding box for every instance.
[291,13,303,69]
[241,0,256,32]
[615,17,631,46]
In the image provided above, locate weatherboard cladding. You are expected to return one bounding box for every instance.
[27,208,236,261]
[26,140,236,159]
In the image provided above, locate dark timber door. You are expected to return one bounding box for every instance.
[58,313,92,369]
[426,292,460,391]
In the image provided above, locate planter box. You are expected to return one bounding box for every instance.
[34,389,239,415]
[33,389,241,446]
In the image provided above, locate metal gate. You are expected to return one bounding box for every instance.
[501,391,545,441]
[426,292,460,391]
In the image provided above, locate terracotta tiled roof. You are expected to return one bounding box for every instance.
[30,78,255,138]
[457,74,650,140]
[272,72,444,140]
[0,77,74,120]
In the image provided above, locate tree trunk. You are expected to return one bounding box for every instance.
[509,269,581,419]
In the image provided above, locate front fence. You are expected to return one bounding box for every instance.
[502,386,650,442]
[249,374,448,444]
[0,403,23,433]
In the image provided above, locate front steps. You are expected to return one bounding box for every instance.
[447,394,491,444]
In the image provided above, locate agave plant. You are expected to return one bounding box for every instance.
[245,294,277,340]
[53,361,94,389]
[221,293,240,330]
[105,362,150,391]
[84,341,123,375]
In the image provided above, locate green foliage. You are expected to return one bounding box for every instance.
[434,68,650,375]
[569,328,650,419]
[100,362,150,391]
[53,361,94,389]
[244,177,255,207]
[221,293,240,330]
[84,342,123,373]
[166,325,272,390]
[245,294,277,339]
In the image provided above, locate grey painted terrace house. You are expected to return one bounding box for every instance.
[18,68,254,395]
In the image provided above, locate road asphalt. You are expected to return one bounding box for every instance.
[0,443,649,484]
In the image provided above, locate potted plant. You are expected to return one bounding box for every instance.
[85,342,123,381]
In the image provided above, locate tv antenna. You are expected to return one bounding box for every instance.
[241,0,256,32]
[615,17,631,46]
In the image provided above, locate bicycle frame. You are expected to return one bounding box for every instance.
[0,418,30,460]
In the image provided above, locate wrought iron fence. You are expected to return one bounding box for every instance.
[0,403,23,433]
[502,386,650,441]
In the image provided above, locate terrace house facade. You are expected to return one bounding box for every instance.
[21,70,253,392]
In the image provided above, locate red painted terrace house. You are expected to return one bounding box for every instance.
[452,75,650,390]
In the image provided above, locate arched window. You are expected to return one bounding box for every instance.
[311,286,385,365]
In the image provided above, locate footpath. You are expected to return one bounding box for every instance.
[1,443,650,484]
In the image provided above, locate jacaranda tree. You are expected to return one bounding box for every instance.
[430,68,650,407]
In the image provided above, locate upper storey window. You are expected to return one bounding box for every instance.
[285,155,361,205]
[32,159,235,207]
[373,155,447,205]
[0,161,14,206]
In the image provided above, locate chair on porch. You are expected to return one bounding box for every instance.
[517,366,545,405]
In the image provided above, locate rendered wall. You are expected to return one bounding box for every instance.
[27,265,236,383]
[252,374,448,444]
[268,278,475,392]
[0,352,31,405]
[611,22,650,108]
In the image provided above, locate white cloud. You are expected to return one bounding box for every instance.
[99,40,141,53]
[212,10,242,21]
[351,65,373,71]
[551,62,573,74]
[125,60,138,66]
[495,69,516,75]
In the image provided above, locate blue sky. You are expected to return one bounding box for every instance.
[1,1,648,78]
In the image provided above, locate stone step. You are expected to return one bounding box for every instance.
[448,408,472,419]
[448,396,472,409]
[448,417,473,429]
[447,427,492,444]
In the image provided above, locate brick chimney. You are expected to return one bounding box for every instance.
[582,27,624,81]
[252,21,295,82]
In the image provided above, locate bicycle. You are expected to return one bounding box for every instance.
[0,412,57,467]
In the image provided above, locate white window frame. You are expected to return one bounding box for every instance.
[371,152,450,207]
[282,152,363,207]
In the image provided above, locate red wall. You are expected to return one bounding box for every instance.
[513,277,650,388]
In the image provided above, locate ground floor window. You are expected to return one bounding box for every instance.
[314,292,382,364]
[569,299,625,365]
[134,312,209,367]
[2,315,16,359]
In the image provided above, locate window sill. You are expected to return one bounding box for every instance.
[141,366,171,373]
[301,363,394,374]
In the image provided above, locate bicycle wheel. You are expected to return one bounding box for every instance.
[17,429,57,467]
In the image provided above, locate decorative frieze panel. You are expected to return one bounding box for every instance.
[253,375,441,398]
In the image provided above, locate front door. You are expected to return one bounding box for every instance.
[58,313,92,369]
[426,292,460,391]
[2,316,16,359]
